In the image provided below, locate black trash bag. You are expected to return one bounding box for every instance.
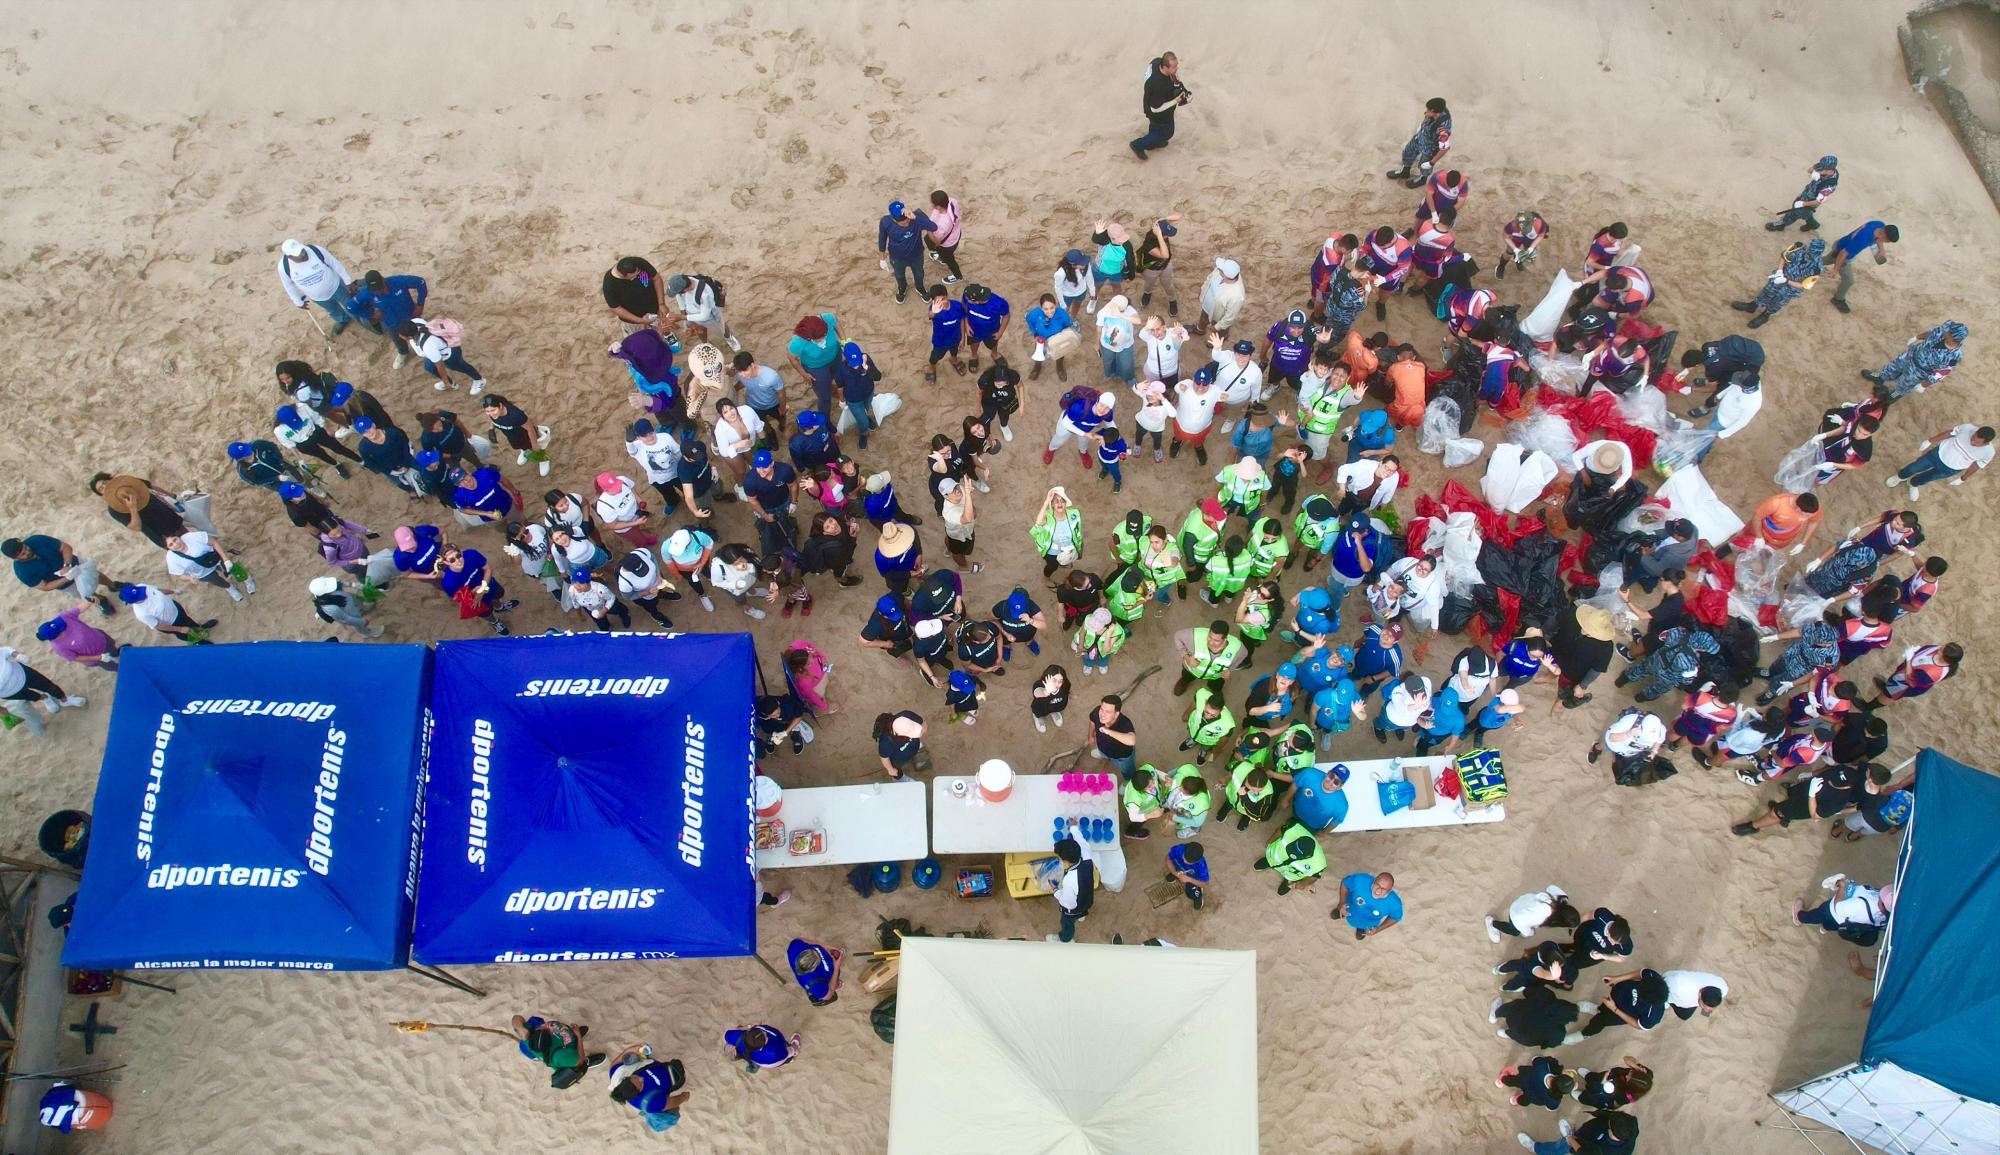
[1614,755,1680,788]
[1640,329,1679,380]
[1470,304,1530,358]
[1705,617,1763,690]
[1478,530,1568,639]
[1438,346,1483,434]
[1439,591,1481,634]
[1564,474,1651,538]
[877,916,926,951]
[871,994,898,1044]
[847,864,878,898]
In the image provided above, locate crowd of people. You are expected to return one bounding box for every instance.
[2,54,1977,1149]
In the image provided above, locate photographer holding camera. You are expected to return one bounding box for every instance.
[1130,52,1190,161]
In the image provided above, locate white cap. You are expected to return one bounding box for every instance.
[937,477,959,495]
[307,576,340,596]
[1214,257,1241,278]
[281,239,308,258]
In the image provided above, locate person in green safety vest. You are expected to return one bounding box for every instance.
[1214,455,1272,519]
[1235,579,1280,658]
[1253,821,1327,895]
[1139,525,1188,605]
[1246,516,1291,578]
[1275,723,1318,779]
[1291,494,1340,574]
[1181,686,1236,766]
[1201,534,1255,605]
[1104,565,1154,627]
[1110,509,1154,567]
[1222,733,1280,830]
[1030,486,1085,581]
[1178,497,1226,578]
[1071,606,1129,678]
[1166,764,1211,837]
[1173,620,1246,695]
[1297,360,1357,482]
[1121,763,1170,839]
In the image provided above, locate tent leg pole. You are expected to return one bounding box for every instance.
[406,963,486,998]
[751,952,787,986]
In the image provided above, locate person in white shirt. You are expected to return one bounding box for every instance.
[1690,380,1763,463]
[1485,884,1577,943]
[276,239,364,335]
[1589,707,1667,779]
[1170,369,1223,465]
[1048,824,1097,943]
[1335,458,1401,513]
[1131,380,1175,463]
[665,273,736,350]
[615,548,677,628]
[625,418,683,511]
[1659,970,1728,1020]
[1207,334,1265,434]
[1887,422,1996,499]
[1446,646,1497,706]
[1375,674,1432,742]
[503,522,564,596]
[709,400,765,501]
[561,567,631,632]
[1097,296,1140,385]
[162,531,252,603]
[118,583,213,643]
[593,474,654,548]
[938,478,980,573]
[1572,439,1633,491]
[1795,874,1891,939]
[1054,250,1095,320]
[1381,555,1444,652]
[707,543,770,619]
[1138,316,1187,382]
[0,646,85,736]
[1199,257,1246,337]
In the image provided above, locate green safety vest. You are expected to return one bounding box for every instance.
[1142,545,1187,588]
[1185,628,1245,680]
[1073,618,1127,658]
[1248,518,1291,577]
[1216,469,1271,508]
[1122,766,1169,817]
[1168,765,1210,824]
[1264,821,1327,882]
[1277,724,1318,774]
[1205,550,1254,597]
[1227,757,1275,809]
[1239,597,1274,643]
[1186,689,1236,747]
[1030,508,1083,557]
[1106,577,1148,623]
[1111,515,1154,565]
[1178,509,1220,566]
[1294,498,1338,552]
[1300,380,1349,436]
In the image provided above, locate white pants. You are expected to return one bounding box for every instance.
[1048,418,1096,454]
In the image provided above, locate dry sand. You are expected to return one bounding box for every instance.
[0,2,1995,1152]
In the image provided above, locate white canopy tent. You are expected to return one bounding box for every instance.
[887,937,1258,1155]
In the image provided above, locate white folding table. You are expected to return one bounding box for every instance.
[1327,756,1507,833]
[755,781,929,870]
[929,773,1127,892]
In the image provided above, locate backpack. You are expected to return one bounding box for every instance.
[425,317,466,347]
[1058,384,1101,412]
[870,994,898,1044]
[691,274,727,308]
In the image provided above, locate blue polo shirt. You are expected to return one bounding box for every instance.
[1167,843,1210,883]
[437,549,490,596]
[1341,872,1403,930]
[1331,528,1379,581]
[929,301,967,350]
[392,526,443,574]
[1062,396,1107,434]
[1291,766,1350,830]
[351,274,427,331]
[1475,698,1515,731]
[745,463,798,513]
[1420,686,1466,739]
[1311,680,1361,732]
[10,535,66,588]
[1834,220,1884,261]
[1611,971,1667,1030]
[963,293,1010,342]
[878,212,935,262]
[452,467,512,516]
[1294,587,1337,636]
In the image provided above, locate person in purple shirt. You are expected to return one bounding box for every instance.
[877,200,935,303]
[925,285,967,382]
[1826,219,1898,315]
[1263,310,1316,391]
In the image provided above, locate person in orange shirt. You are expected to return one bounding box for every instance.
[1385,345,1428,428]
[1718,491,1823,559]
[1340,329,1387,388]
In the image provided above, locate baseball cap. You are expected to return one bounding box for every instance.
[963,283,990,302]
[1277,662,1299,680]
[1214,257,1241,278]
[278,481,306,500]
[1200,497,1225,521]
[1006,590,1031,616]
[1232,339,1256,355]
[1064,248,1087,266]
[415,449,441,468]
[888,199,907,217]
[798,410,823,431]
[570,567,593,584]
[328,381,354,407]
[594,472,623,493]
[281,239,307,258]
[1499,688,1521,706]
[842,342,866,369]
[875,594,904,620]
[667,274,691,294]
[948,670,977,694]
[627,419,654,439]
[227,441,253,460]
[308,576,340,597]
[118,584,148,603]
[35,618,66,641]
[752,449,775,469]
[351,416,375,434]
[1194,366,1216,384]
[276,405,303,428]
[937,477,959,495]
[1286,309,1307,327]
[1158,219,1178,237]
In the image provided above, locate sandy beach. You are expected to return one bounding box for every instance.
[0,2,1995,1151]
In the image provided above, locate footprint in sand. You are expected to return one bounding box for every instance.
[863,64,884,77]
[313,117,334,126]
[730,187,756,210]
[779,135,810,164]
[818,163,847,192]
[591,44,613,53]
[552,12,574,30]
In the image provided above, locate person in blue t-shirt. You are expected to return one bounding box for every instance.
[607,1045,690,1132]
[1297,641,1353,695]
[1337,871,1403,940]
[349,270,428,358]
[1826,219,1898,315]
[1165,840,1211,909]
[925,285,967,381]
[1344,407,1395,465]
[787,410,839,473]
[391,524,443,581]
[1327,514,1380,604]
[1291,763,1350,830]
[1415,684,1467,754]
[961,284,1012,372]
[1311,677,1363,738]
[1097,432,1131,493]
[833,343,882,448]
[450,465,519,528]
[877,200,935,302]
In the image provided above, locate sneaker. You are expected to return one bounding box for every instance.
[63,695,87,708]
[469,379,486,396]
[393,352,408,370]
[1906,484,1921,502]
[1517,1136,1536,1151]
[244,576,257,594]
[1000,425,1014,442]
[1832,298,1851,314]
[1043,450,1056,465]
[974,480,990,494]
[1485,916,1501,944]
[494,600,520,613]
[734,486,751,503]
[1051,711,1064,727]
[726,335,743,352]
[1885,475,1901,487]
[434,380,447,391]
[518,450,530,466]
[1489,996,1504,1023]
[1154,450,1165,463]
[699,595,715,612]
[1035,717,1047,733]
[761,890,791,908]
[227,587,244,602]
[744,607,767,620]
[1221,419,1239,434]
[895,289,907,304]
[538,460,551,477]
[943,275,960,286]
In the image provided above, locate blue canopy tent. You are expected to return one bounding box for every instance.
[63,643,441,978]
[414,632,758,966]
[1769,749,2000,1154]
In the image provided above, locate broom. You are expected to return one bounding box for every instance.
[390,1020,519,1041]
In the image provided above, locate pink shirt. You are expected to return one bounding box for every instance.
[928,197,963,247]
[48,606,111,663]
